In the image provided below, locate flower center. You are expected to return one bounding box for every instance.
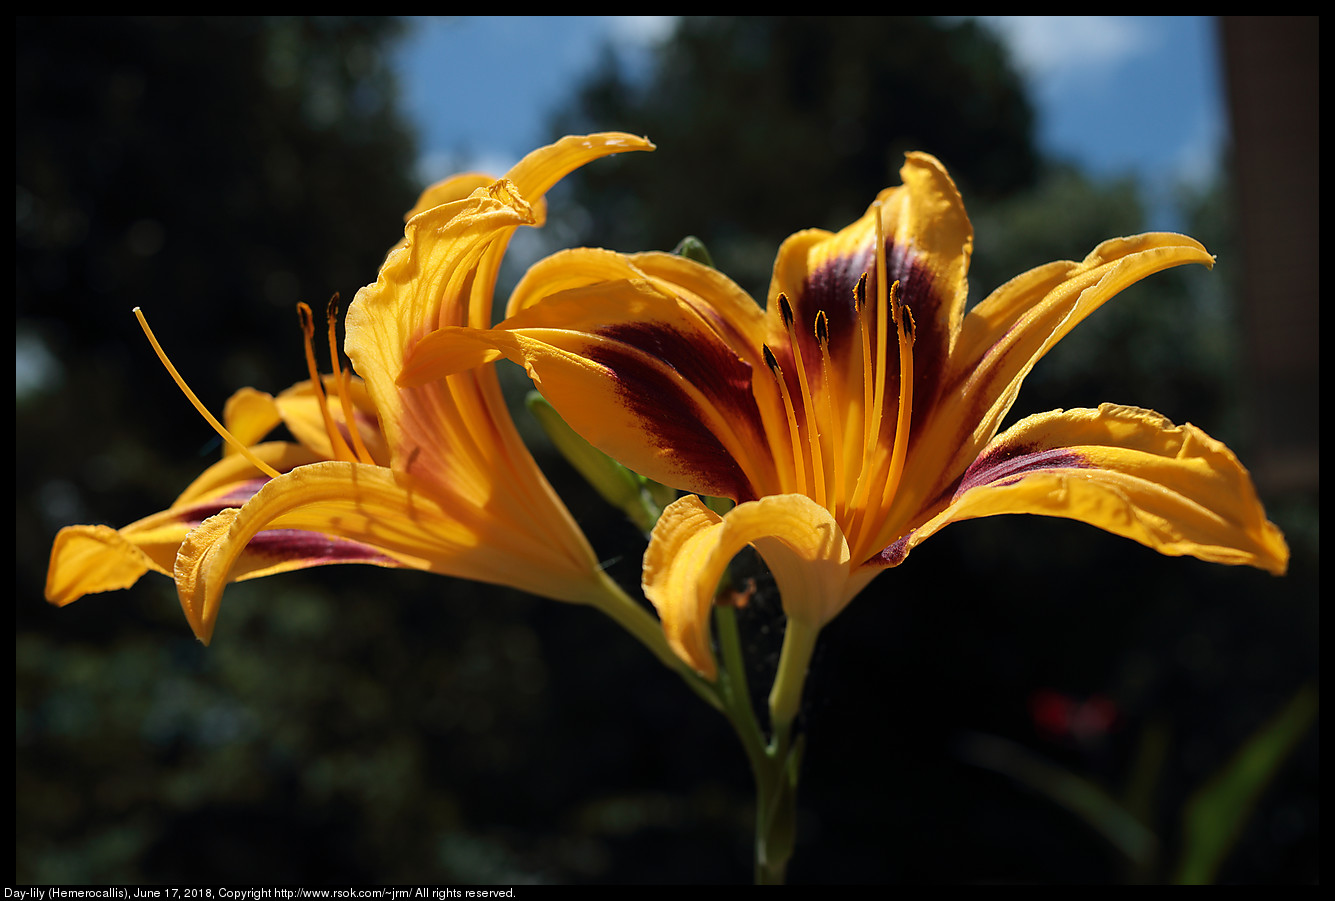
[758,204,917,561]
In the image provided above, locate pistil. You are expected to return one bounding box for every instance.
[134,308,283,481]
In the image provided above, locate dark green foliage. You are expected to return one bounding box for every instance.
[551,16,1039,296]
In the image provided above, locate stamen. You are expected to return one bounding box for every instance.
[870,296,916,557]
[870,201,891,464]
[853,273,874,462]
[815,310,846,515]
[763,343,808,496]
[846,204,897,554]
[298,302,358,464]
[779,294,826,508]
[883,300,915,503]
[848,204,890,522]
[323,297,375,465]
[133,308,282,481]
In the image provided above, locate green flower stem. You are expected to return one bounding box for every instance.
[714,607,821,884]
[714,606,769,772]
[769,618,820,739]
[595,574,821,884]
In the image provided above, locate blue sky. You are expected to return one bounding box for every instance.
[393,16,1226,230]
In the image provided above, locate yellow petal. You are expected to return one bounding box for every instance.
[403,172,497,222]
[770,152,972,385]
[642,496,726,677]
[221,386,283,451]
[46,442,325,607]
[643,494,854,677]
[403,275,775,501]
[175,460,614,644]
[887,404,1289,575]
[269,377,390,466]
[892,232,1216,530]
[46,524,163,607]
[504,132,654,218]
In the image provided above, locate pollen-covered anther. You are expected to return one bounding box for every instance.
[298,299,373,466]
[323,295,375,465]
[814,309,845,514]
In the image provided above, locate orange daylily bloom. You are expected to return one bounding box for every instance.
[403,151,1289,678]
[47,133,657,645]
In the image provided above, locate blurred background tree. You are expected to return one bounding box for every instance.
[17,16,1316,884]
[551,16,1039,298]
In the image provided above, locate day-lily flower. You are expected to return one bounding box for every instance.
[46,133,664,648]
[402,151,1289,682]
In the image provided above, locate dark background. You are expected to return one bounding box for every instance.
[16,16,1317,884]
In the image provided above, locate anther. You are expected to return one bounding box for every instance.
[814,309,845,511]
[762,342,808,496]
[877,281,915,547]
[323,295,374,465]
[298,301,358,464]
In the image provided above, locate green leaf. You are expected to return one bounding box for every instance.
[1173,684,1318,885]
[957,731,1159,868]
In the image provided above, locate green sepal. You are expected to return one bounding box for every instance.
[673,235,715,269]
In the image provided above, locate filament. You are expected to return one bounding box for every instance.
[323,298,375,465]
[763,344,808,497]
[815,310,846,517]
[298,302,358,464]
[779,295,826,508]
[884,299,914,505]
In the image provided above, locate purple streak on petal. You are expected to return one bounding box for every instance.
[795,239,950,426]
[170,478,271,528]
[867,445,1090,570]
[871,534,912,568]
[246,529,397,566]
[589,320,765,500]
[953,444,1090,499]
